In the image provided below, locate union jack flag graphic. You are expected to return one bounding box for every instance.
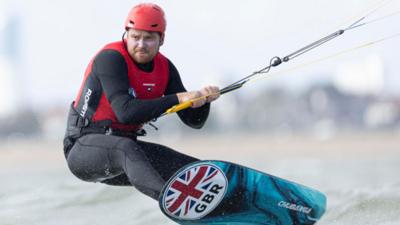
[163,164,227,219]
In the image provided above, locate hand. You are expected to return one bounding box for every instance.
[176,91,207,108]
[200,85,220,103]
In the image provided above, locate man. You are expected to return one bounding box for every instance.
[63,3,220,200]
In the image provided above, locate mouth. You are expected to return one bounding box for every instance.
[136,51,148,56]
[135,48,148,53]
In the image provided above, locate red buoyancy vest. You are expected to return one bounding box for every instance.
[74,41,170,131]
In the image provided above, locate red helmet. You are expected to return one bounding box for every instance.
[125,3,166,34]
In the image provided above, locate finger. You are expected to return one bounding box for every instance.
[191,98,206,108]
[209,87,220,100]
[205,86,217,95]
[202,87,211,96]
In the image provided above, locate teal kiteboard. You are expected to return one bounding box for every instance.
[159,160,326,225]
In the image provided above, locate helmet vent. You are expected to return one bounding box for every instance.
[151,24,158,27]
[152,6,161,12]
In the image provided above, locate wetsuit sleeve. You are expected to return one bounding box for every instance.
[93,49,179,124]
[165,60,210,129]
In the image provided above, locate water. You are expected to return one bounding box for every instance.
[1,134,399,225]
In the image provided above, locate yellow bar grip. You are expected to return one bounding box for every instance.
[165,100,193,114]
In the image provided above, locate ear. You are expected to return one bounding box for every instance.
[159,33,165,46]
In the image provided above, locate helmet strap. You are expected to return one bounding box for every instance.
[121,31,127,48]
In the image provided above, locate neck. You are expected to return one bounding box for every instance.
[135,60,154,72]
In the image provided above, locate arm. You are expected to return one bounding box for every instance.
[165,61,211,129]
[93,50,179,124]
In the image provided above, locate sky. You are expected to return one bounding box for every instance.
[0,0,399,112]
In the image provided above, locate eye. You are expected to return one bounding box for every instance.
[130,34,140,40]
[144,36,154,41]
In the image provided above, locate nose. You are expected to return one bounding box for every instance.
[136,38,146,48]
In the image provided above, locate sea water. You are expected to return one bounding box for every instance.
[1,135,399,225]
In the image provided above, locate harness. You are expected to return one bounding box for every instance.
[63,102,146,157]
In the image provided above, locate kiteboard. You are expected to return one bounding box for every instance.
[159,160,326,225]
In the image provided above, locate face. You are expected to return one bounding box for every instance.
[126,29,163,64]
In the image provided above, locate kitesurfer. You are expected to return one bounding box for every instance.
[63,3,220,200]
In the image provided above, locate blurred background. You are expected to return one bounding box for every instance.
[0,0,400,139]
[1,0,400,225]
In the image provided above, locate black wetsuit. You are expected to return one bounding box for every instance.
[64,49,210,200]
